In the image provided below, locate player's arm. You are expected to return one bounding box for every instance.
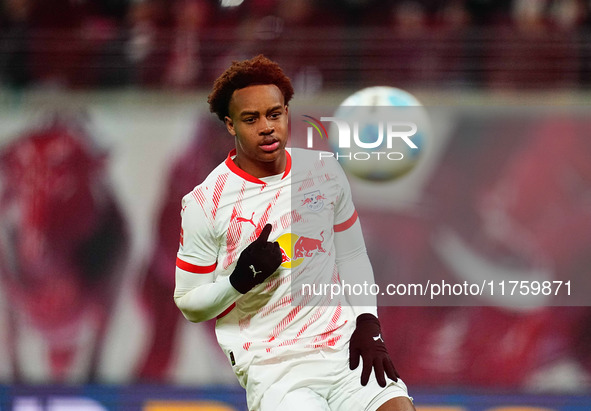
[174,201,281,323]
[331,156,378,316]
[335,219,399,387]
[334,216,377,317]
[174,265,241,323]
[332,158,399,387]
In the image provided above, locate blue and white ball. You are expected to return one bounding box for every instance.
[329,86,429,182]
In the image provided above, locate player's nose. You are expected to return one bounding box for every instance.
[259,118,274,135]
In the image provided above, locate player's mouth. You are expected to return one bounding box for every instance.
[259,140,280,153]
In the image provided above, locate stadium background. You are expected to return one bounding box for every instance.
[1,0,591,409]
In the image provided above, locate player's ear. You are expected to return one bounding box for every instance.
[285,105,289,122]
[225,116,236,136]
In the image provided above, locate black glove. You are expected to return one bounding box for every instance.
[349,313,400,387]
[229,224,282,294]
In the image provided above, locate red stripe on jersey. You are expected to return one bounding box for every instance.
[334,210,358,232]
[292,210,303,224]
[318,172,331,185]
[327,304,342,331]
[192,186,206,206]
[176,257,216,274]
[314,265,347,347]
[312,304,343,345]
[225,149,292,184]
[276,305,342,350]
[266,291,314,343]
[279,209,303,230]
[251,188,282,242]
[217,303,235,319]
[263,269,290,292]
[280,212,291,229]
[191,186,214,232]
[297,174,315,192]
[237,292,291,337]
[259,295,292,318]
[310,335,342,349]
[275,305,329,349]
[224,182,247,268]
[266,304,302,349]
[211,173,229,220]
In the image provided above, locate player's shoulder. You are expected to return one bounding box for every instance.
[181,159,231,209]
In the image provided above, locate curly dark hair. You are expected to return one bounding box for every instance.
[207,55,294,122]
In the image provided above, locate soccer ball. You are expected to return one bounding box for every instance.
[328,86,429,182]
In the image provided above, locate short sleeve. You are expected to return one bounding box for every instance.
[176,193,219,273]
[330,157,358,232]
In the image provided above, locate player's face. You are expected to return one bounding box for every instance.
[225,84,289,178]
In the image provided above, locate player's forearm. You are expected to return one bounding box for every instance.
[174,274,241,323]
[334,220,378,317]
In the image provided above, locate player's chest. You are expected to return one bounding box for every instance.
[216,180,339,245]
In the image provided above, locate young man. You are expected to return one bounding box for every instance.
[173,55,415,411]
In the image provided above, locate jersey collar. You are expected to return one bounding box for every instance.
[225,148,291,185]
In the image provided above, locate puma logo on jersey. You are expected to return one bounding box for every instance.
[236,212,256,227]
[249,264,262,278]
[373,334,384,343]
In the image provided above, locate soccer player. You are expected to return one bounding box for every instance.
[173,54,415,411]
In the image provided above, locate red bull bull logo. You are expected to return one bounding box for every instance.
[276,231,326,268]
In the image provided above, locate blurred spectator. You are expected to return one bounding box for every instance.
[547,0,589,87]
[360,1,437,88]
[485,0,580,89]
[434,0,473,87]
[274,0,326,95]
[580,0,591,87]
[76,0,130,87]
[25,0,85,87]
[1,0,591,90]
[547,0,588,29]
[464,0,512,26]
[1,0,33,87]
[124,0,170,87]
[164,0,214,89]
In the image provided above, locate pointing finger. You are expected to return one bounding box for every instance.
[256,224,273,243]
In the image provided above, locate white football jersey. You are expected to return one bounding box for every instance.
[176,147,359,386]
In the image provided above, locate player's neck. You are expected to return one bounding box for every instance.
[233,152,287,179]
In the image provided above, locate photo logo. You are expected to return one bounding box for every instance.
[304,115,418,154]
[299,105,429,182]
[302,115,328,147]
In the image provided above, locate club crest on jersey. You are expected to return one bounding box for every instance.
[301,190,327,212]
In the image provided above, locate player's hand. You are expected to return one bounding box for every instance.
[229,224,282,294]
[349,313,400,387]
